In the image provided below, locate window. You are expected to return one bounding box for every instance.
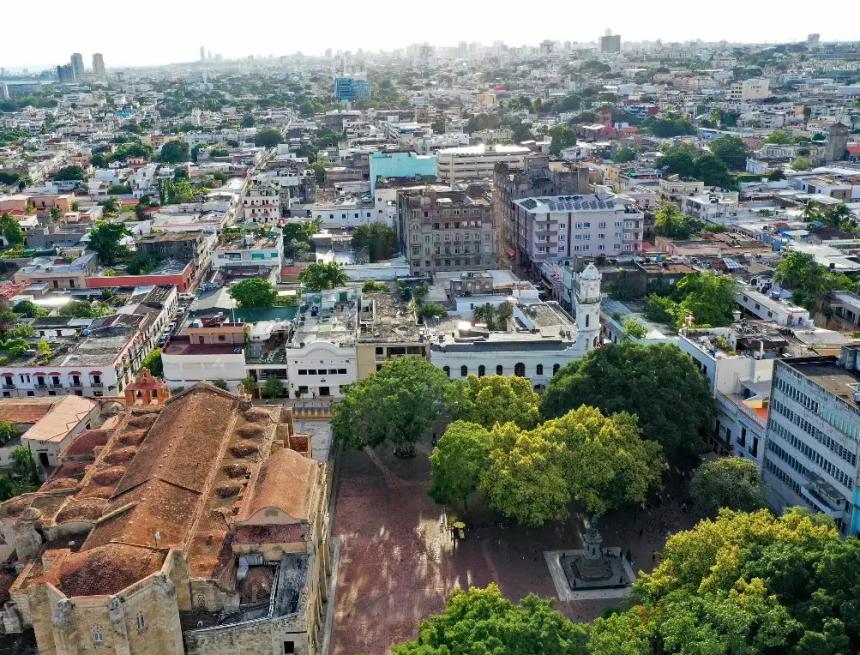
[536,364,544,375]
[553,364,560,375]
[337,368,347,375]
[298,370,307,376]
[514,363,525,377]
[478,365,486,377]
[496,365,504,375]
[443,366,450,378]
[585,314,589,327]
[137,612,146,633]
[284,642,295,654]
[93,626,103,645]
[460,365,468,377]
[307,369,317,375]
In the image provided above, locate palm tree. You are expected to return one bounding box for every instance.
[823,203,854,231]
[799,200,820,223]
[655,205,681,236]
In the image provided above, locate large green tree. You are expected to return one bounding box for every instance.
[444,374,540,430]
[0,212,24,246]
[775,251,854,311]
[428,421,493,509]
[708,135,751,171]
[299,262,348,290]
[332,357,450,455]
[689,457,767,519]
[141,348,163,377]
[52,165,85,181]
[351,223,396,262]
[392,585,589,655]
[541,342,714,464]
[157,140,190,163]
[230,278,278,308]
[254,129,282,148]
[478,406,663,525]
[88,222,131,264]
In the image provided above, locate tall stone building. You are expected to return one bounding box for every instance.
[494,156,591,266]
[0,373,330,655]
[825,122,850,162]
[397,185,497,276]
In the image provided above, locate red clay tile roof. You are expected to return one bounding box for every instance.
[58,429,109,459]
[55,544,165,597]
[237,448,316,524]
[0,397,64,424]
[114,386,239,497]
[55,498,108,524]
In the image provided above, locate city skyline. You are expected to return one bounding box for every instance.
[0,0,858,70]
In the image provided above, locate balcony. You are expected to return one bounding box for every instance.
[1,383,15,390]
[90,381,104,388]
[69,381,83,388]
[34,383,48,389]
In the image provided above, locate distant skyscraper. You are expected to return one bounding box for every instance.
[200,46,205,62]
[0,83,9,101]
[56,64,75,84]
[599,29,621,54]
[807,33,821,47]
[92,53,105,77]
[70,53,85,80]
[208,50,212,61]
[325,48,332,59]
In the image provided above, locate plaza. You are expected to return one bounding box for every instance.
[329,434,696,654]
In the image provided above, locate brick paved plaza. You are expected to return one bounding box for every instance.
[329,435,697,654]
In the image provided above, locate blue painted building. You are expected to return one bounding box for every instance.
[334,77,372,102]
[369,152,438,194]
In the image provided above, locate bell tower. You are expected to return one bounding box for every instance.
[575,263,602,354]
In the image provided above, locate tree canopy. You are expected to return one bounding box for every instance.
[230,278,278,308]
[254,129,282,148]
[613,147,637,164]
[52,165,85,181]
[141,348,163,377]
[157,140,190,163]
[708,135,751,171]
[689,457,767,519]
[332,357,450,455]
[396,508,860,654]
[351,223,396,262]
[645,271,738,329]
[0,212,24,247]
[541,342,714,464]
[392,584,589,655]
[454,406,665,525]
[299,262,348,290]
[88,222,132,265]
[444,374,540,430]
[654,205,704,240]
[428,421,493,509]
[774,250,854,311]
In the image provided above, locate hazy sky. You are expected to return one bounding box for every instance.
[1,0,857,70]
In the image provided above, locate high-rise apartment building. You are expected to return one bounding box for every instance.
[599,29,621,54]
[397,186,498,276]
[92,53,105,77]
[70,53,85,80]
[510,191,644,279]
[200,46,205,62]
[56,64,75,84]
[762,345,860,535]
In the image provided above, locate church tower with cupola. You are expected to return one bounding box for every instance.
[575,263,602,354]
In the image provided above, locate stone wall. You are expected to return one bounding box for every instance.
[183,612,308,655]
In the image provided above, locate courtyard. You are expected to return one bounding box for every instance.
[329,433,696,654]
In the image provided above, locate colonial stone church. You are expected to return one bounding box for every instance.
[0,370,330,655]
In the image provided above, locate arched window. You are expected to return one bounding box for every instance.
[514,363,525,377]
[460,365,468,377]
[585,314,590,328]
[197,595,206,609]
[93,626,103,645]
[553,364,560,375]
[443,366,450,378]
[496,365,504,375]
[593,336,599,347]
[137,612,146,633]
[478,365,486,377]
[536,364,544,376]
